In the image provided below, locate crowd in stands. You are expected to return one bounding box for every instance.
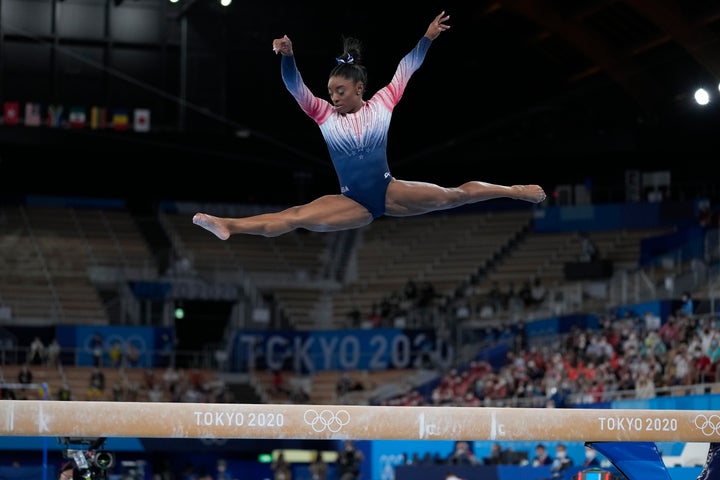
[3,285,718,412]
[1,338,230,404]
[376,304,720,407]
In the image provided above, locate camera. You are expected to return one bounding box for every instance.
[59,437,115,480]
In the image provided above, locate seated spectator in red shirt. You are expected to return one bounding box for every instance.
[692,345,714,383]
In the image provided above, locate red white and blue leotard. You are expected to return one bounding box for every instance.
[281,36,432,218]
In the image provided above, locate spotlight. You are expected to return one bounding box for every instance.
[694,88,710,106]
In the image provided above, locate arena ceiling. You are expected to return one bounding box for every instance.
[2,0,719,204]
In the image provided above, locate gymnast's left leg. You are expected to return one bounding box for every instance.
[384,179,546,216]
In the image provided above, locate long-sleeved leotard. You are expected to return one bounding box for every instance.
[281,36,432,218]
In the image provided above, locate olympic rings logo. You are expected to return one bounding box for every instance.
[303,409,350,433]
[694,414,720,436]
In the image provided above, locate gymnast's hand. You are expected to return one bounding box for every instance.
[424,11,450,41]
[272,35,293,56]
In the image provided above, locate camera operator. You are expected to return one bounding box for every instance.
[59,462,77,480]
[337,440,363,480]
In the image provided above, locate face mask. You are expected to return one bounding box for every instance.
[585,451,596,460]
[556,451,566,459]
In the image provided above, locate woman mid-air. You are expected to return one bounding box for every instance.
[193,11,546,240]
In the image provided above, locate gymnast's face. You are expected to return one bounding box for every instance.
[328,75,364,114]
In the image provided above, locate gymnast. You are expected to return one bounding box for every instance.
[193,11,546,240]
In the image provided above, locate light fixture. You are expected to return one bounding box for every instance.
[694,88,710,106]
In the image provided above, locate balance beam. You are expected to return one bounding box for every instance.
[1,400,718,442]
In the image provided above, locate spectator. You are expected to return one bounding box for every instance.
[671,343,692,385]
[108,341,123,368]
[447,441,480,466]
[87,368,105,400]
[91,333,104,367]
[336,372,354,399]
[529,277,547,307]
[691,345,714,383]
[579,233,599,262]
[289,382,310,403]
[270,370,288,397]
[336,372,364,400]
[126,342,140,367]
[57,382,72,401]
[659,315,681,347]
[271,452,291,480]
[582,447,601,468]
[709,340,720,379]
[148,383,164,402]
[634,373,656,399]
[46,338,61,366]
[531,444,553,467]
[29,337,45,365]
[58,462,76,480]
[216,459,232,480]
[678,292,694,318]
[483,443,505,465]
[698,201,716,228]
[550,444,573,478]
[308,451,327,480]
[337,440,363,480]
[112,382,124,402]
[643,311,661,332]
[17,364,33,385]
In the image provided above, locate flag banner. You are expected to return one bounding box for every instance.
[3,101,19,125]
[47,105,63,128]
[133,108,150,132]
[90,106,107,130]
[68,106,86,129]
[112,109,129,131]
[24,103,42,127]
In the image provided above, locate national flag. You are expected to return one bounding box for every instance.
[68,106,86,129]
[47,105,64,128]
[133,108,150,133]
[24,103,42,127]
[112,109,129,131]
[3,101,19,125]
[90,106,107,130]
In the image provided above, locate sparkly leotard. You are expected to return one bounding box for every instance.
[281,36,432,218]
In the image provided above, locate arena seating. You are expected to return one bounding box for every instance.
[0,204,156,325]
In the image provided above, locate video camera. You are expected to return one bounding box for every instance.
[59,437,115,480]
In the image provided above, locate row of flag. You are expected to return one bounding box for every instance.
[2,101,151,132]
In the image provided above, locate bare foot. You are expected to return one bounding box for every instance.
[193,213,230,240]
[512,185,546,203]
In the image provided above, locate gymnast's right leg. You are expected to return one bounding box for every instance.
[192,194,373,239]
